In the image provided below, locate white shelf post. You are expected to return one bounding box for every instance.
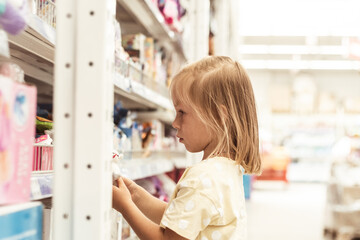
[53,0,116,239]
[187,0,209,62]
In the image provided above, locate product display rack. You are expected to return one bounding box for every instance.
[9,25,175,114]
[117,0,186,62]
[1,0,190,239]
[7,3,183,113]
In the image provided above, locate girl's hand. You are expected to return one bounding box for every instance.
[112,177,133,213]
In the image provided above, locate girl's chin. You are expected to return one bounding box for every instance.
[184,146,203,154]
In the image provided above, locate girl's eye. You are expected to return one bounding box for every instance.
[178,110,185,115]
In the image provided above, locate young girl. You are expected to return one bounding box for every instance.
[112,56,261,240]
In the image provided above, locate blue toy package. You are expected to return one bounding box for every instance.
[0,202,43,240]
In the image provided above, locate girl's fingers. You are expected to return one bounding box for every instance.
[115,178,122,188]
[112,185,119,194]
[117,177,127,188]
[122,177,133,186]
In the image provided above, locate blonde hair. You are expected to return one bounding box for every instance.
[170,56,261,174]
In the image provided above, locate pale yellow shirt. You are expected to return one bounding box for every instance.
[160,157,247,240]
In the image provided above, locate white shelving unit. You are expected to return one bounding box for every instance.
[52,0,116,238]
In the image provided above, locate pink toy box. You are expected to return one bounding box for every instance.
[0,76,37,205]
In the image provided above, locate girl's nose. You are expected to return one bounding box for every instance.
[172,117,180,130]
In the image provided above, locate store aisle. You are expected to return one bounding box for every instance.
[246,182,327,240]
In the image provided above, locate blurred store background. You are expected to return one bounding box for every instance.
[230,0,360,240]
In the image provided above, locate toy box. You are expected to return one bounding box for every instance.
[0,76,37,205]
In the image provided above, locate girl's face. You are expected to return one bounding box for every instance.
[172,102,216,159]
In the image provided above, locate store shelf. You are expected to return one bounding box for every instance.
[7,15,173,112]
[117,0,186,62]
[119,158,174,180]
[133,110,175,125]
[30,171,53,200]
[29,157,176,200]
[6,14,54,86]
[114,72,173,111]
[131,81,172,109]
[8,14,55,63]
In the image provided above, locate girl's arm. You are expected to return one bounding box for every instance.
[121,177,167,224]
[113,178,187,240]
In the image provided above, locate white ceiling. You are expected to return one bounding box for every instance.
[238,0,360,36]
[237,0,360,70]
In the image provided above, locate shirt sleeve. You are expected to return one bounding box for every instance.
[160,182,220,239]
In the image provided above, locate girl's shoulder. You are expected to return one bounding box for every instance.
[182,157,242,185]
[192,156,240,172]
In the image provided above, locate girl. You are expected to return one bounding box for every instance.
[112,56,261,240]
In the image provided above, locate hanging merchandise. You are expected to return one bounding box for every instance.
[0,0,30,35]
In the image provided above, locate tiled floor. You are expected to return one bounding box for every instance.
[246,181,327,240]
